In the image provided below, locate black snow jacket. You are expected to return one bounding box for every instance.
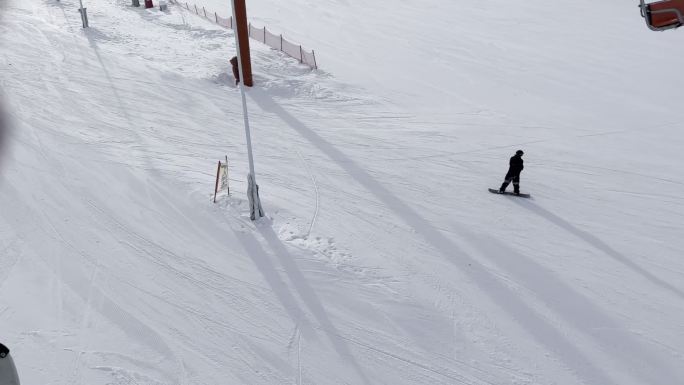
[506,155,524,177]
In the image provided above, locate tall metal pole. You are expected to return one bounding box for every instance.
[78,0,89,28]
[230,0,263,220]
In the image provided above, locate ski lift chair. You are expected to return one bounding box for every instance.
[640,0,684,31]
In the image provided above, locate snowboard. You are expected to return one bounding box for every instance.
[488,188,530,198]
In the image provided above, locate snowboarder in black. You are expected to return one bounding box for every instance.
[499,150,524,195]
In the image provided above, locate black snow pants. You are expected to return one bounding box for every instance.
[500,171,520,194]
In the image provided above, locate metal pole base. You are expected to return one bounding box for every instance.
[247,173,264,220]
[78,7,88,28]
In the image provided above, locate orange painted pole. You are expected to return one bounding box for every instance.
[233,0,253,86]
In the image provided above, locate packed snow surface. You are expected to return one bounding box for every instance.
[1,0,684,384]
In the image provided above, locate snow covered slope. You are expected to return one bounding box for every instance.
[1,0,683,384]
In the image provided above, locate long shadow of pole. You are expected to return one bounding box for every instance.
[231,226,314,337]
[258,225,372,385]
[513,199,684,301]
[464,230,684,384]
[248,89,618,385]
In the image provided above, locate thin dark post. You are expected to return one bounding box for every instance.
[213,160,221,203]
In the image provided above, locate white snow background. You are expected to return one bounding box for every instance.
[1,0,684,384]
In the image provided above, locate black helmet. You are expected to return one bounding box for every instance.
[516,150,524,155]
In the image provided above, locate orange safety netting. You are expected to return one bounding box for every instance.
[171,0,317,68]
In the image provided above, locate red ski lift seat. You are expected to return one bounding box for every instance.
[640,0,684,30]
